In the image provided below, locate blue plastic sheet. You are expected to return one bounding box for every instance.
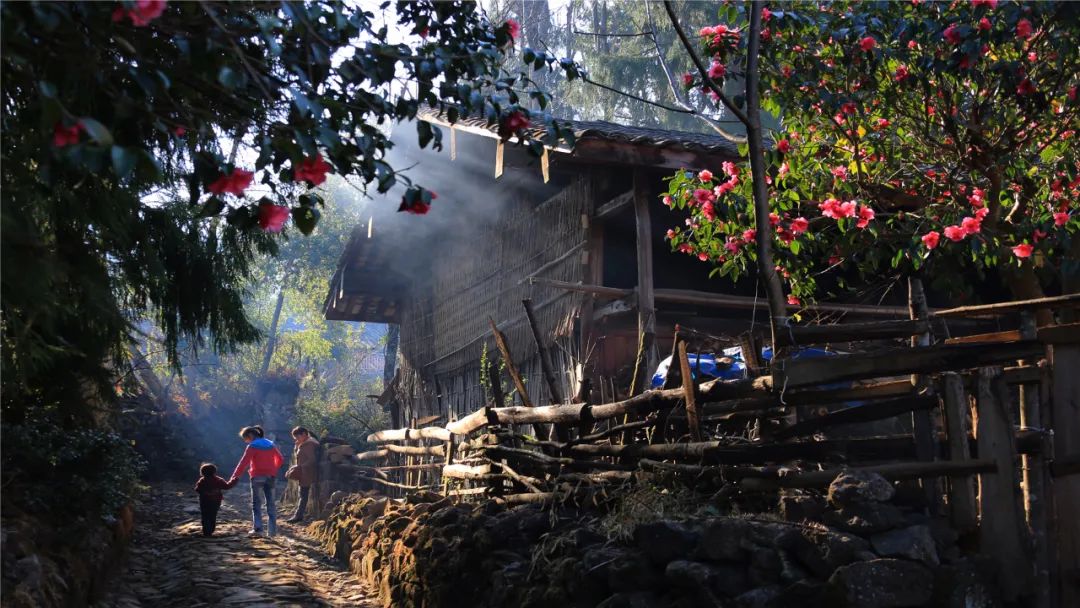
[651,345,845,388]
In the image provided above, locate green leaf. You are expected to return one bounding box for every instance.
[292,206,321,235]
[196,197,226,218]
[110,146,137,179]
[417,120,434,148]
[79,118,113,146]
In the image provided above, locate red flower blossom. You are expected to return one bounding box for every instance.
[876,118,890,129]
[1069,86,1077,101]
[501,110,531,134]
[708,61,726,80]
[1016,19,1032,40]
[777,139,791,153]
[418,26,430,38]
[692,188,715,206]
[52,121,84,147]
[790,217,809,234]
[831,166,849,181]
[972,0,997,8]
[943,225,966,241]
[840,101,857,115]
[856,205,875,229]
[662,195,674,207]
[666,229,677,240]
[787,295,801,306]
[781,65,794,78]
[978,17,992,31]
[762,7,772,21]
[1012,243,1034,258]
[207,168,254,196]
[505,19,521,42]
[769,212,781,226]
[258,202,290,232]
[943,24,962,45]
[114,0,167,27]
[294,154,332,186]
[1055,212,1070,226]
[742,228,757,242]
[701,202,716,221]
[398,192,435,215]
[894,65,910,81]
[859,36,876,52]
[921,231,940,249]
[961,216,982,235]
[722,161,739,177]
[174,126,186,137]
[682,72,694,88]
[698,169,714,182]
[1016,79,1036,96]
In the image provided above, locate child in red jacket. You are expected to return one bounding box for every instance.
[194,463,237,537]
[228,425,285,537]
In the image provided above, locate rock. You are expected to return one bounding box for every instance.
[665,559,748,598]
[768,580,827,607]
[827,558,933,607]
[746,545,782,586]
[596,592,663,608]
[734,584,783,608]
[697,517,753,561]
[633,521,699,566]
[828,471,895,508]
[779,495,826,523]
[825,502,906,534]
[931,558,1003,608]
[776,526,870,576]
[870,525,939,565]
[607,551,660,592]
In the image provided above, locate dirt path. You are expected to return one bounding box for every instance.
[95,482,376,608]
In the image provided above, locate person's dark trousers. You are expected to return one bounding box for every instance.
[290,486,310,521]
[200,497,221,536]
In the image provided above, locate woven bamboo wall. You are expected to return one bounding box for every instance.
[393,175,594,421]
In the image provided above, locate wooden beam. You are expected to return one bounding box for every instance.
[933,293,1080,318]
[944,329,1023,345]
[774,340,1044,388]
[771,395,939,440]
[523,298,570,443]
[594,189,634,220]
[489,318,533,408]
[941,373,977,532]
[632,170,657,394]
[640,458,996,488]
[976,367,1032,601]
[1052,345,1080,605]
[777,319,929,347]
[367,426,451,443]
[517,242,586,285]
[1037,322,1080,344]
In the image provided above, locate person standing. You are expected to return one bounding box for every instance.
[229,425,284,537]
[285,426,319,523]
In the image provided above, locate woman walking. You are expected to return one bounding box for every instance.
[228,425,284,537]
[285,426,319,523]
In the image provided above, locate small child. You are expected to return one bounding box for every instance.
[194,463,237,537]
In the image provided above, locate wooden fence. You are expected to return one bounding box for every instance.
[354,290,1080,607]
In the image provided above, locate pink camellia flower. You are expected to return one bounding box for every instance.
[1016,79,1036,96]
[777,162,790,178]
[777,139,791,153]
[961,216,982,235]
[174,126,186,137]
[662,195,674,207]
[782,65,794,78]
[692,188,714,206]
[742,228,757,242]
[701,201,716,221]
[678,243,693,254]
[258,202,291,232]
[725,238,741,254]
[666,229,676,240]
[972,0,997,8]
[943,24,962,45]
[762,7,772,21]
[875,118,890,129]
[790,217,809,234]
[820,198,841,219]
[1069,86,1077,101]
[698,252,709,261]
[1012,243,1034,258]
[978,17,992,31]
[856,205,875,228]
[894,65,910,81]
[840,101,857,115]
[859,36,876,52]
[769,212,781,226]
[839,200,858,218]
[53,121,84,147]
[975,206,990,220]
[699,26,716,37]
[1055,212,1070,226]
[1033,229,1047,242]
[831,166,849,181]
[1016,18,1032,40]
[682,72,694,88]
[114,0,167,27]
[505,19,521,42]
[398,191,436,215]
[208,168,254,196]
[943,225,966,241]
[922,231,941,249]
[294,154,332,186]
[787,295,801,306]
[722,161,739,177]
[698,169,714,182]
[708,61,726,80]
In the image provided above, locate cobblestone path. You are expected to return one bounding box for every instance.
[96,483,376,608]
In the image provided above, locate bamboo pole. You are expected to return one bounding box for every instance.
[522,298,569,442]
[677,340,701,441]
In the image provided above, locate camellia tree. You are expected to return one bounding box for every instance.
[1,0,581,419]
[664,0,1079,312]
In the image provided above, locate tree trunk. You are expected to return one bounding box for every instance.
[744,1,790,349]
[259,290,285,377]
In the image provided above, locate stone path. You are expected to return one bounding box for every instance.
[95,483,376,608]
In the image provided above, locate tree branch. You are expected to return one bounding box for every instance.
[662,0,750,126]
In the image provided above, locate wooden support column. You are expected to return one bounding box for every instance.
[1052,344,1080,606]
[522,299,569,443]
[908,277,939,513]
[677,340,701,442]
[941,373,977,532]
[976,367,1032,601]
[1019,371,1051,608]
[631,170,656,395]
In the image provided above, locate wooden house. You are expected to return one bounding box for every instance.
[323,109,910,434]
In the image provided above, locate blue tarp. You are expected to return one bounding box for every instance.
[651,345,844,388]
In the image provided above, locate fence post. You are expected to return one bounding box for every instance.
[677,340,701,442]
[941,372,977,532]
[976,366,1032,601]
[1019,373,1051,608]
[1051,344,1080,606]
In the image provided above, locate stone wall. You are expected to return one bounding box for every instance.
[308,471,1005,608]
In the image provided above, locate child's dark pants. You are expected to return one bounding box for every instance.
[200,496,221,536]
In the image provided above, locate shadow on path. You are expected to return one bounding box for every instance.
[95,482,376,608]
